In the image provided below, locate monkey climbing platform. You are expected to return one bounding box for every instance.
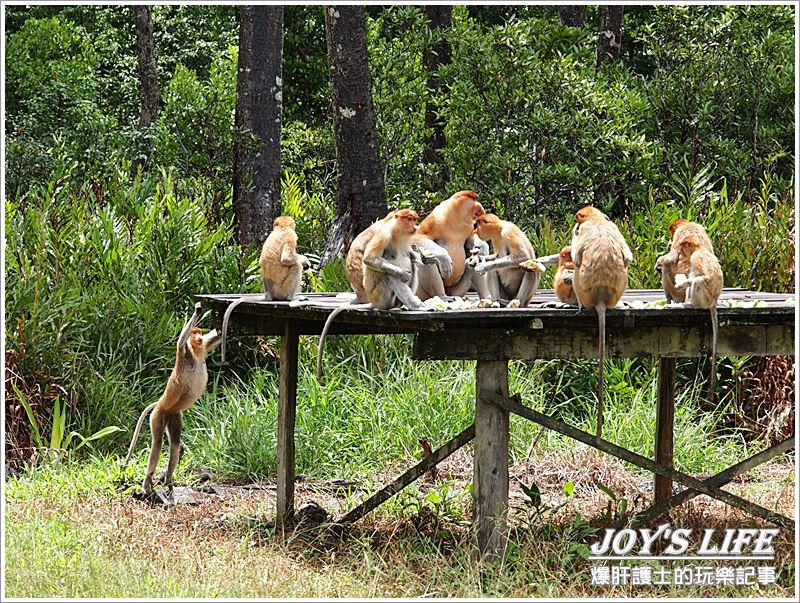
[197,288,795,559]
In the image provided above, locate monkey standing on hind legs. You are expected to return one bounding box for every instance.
[570,206,633,440]
[123,302,221,497]
[220,215,309,363]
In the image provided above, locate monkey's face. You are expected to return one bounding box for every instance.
[394,209,419,235]
[189,327,221,357]
[274,215,297,230]
[559,246,573,266]
[474,214,501,241]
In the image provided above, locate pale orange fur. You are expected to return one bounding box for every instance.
[346,211,396,303]
[415,190,484,289]
[259,215,308,301]
[655,218,715,303]
[362,209,423,310]
[473,213,539,307]
[554,246,578,305]
[675,233,723,395]
[124,305,221,495]
[571,205,632,439]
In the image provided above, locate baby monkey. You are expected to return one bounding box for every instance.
[536,245,579,305]
[123,302,220,496]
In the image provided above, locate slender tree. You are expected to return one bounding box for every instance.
[133,6,159,129]
[233,5,284,250]
[321,6,386,264]
[596,5,624,68]
[557,5,587,27]
[422,5,452,191]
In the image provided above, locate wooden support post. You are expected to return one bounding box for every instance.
[276,322,299,528]
[474,360,510,560]
[654,357,676,504]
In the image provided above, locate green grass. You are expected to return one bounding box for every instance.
[5,455,795,598]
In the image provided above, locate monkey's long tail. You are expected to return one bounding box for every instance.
[596,301,607,441]
[316,303,358,383]
[122,402,157,468]
[708,305,718,399]
[220,295,258,364]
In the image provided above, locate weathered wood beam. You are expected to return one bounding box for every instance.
[276,322,299,529]
[414,324,793,360]
[485,393,795,531]
[474,360,510,560]
[654,358,676,503]
[336,423,475,526]
[616,437,795,529]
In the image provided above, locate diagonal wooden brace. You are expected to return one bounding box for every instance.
[484,392,795,532]
[615,437,795,529]
[335,423,476,526]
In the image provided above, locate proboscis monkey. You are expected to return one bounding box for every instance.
[316,209,424,381]
[571,205,633,439]
[220,215,309,362]
[655,218,715,303]
[123,302,221,496]
[674,232,723,395]
[536,246,578,305]
[414,190,491,300]
[469,213,542,307]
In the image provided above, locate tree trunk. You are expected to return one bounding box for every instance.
[321,5,387,265]
[596,6,624,68]
[558,5,586,27]
[423,5,451,192]
[233,5,284,250]
[133,6,159,129]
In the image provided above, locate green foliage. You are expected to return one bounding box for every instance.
[5,17,126,194]
[154,47,238,211]
[5,163,248,444]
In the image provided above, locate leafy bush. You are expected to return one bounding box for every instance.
[5,162,250,444]
[5,17,126,195]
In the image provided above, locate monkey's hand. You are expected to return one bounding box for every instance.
[465,255,481,268]
[674,273,690,290]
[473,261,493,275]
[419,250,437,265]
[518,259,546,273]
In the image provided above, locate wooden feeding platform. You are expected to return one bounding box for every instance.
[198,288,795,558]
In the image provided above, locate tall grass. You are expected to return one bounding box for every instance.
[5,161,793,479]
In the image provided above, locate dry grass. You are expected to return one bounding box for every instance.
[4,450,795,598]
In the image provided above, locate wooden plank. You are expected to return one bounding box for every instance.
[413,323,794,360]
[474,360,510,560]
[276,322,299,528]
[654,358,676,503]
[336,424,475,526]
[487,393,795,531]
[617,437,795,528]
